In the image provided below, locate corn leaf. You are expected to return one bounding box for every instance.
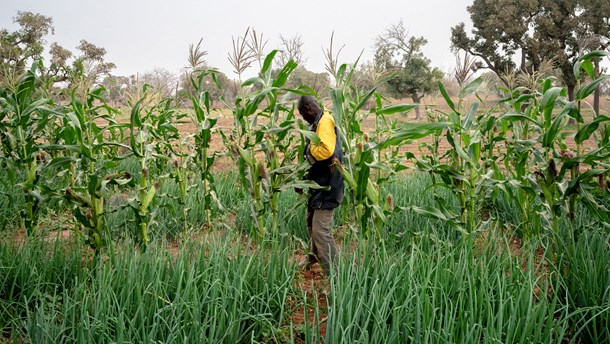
[575,115,610,144]
[542,110,567,148]
[261,50,278,74]
[376,122,449,150]
[575,75,610,101]
[458,76,483,99]
[500,112,542,128]
[377,104,418,116]
[438,81,455,111]
[355,88,377,113]
[297,129,321,145]
[539,87,564,123]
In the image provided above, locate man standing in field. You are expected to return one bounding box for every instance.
[296,95,344,276]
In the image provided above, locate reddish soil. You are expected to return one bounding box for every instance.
[288,254,330,343]
[170,95,608,174]
[4,95,608,342]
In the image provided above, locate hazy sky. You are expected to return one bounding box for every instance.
[1,0,473,78]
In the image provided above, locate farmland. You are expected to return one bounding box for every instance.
[1,45,610,344]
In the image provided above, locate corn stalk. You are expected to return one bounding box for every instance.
[0,61,57,235]
[222,50,314,240]
[42,86,133,253]
[189,69,222,230]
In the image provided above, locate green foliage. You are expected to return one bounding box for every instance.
[188,69,223,229]
[0,34,609,344]
[452,0,610,98]
[0,237,296,343]
[43,86,133,252]
[222,51,315,240]
[0,12,53,86]
[374,20,443,118]
[325,238,568,343]
[0,61,56,235]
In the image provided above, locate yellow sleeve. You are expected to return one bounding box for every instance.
[310,114,336,161]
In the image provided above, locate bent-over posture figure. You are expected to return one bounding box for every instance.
[297,95,344,275]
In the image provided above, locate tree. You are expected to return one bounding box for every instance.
[0,11,53,86]
[177,69,234,105]
[351,61,388,93]
[51,39,116,99]
[101,75,133,106]
[375,20,443,119]
[451,0,610,100]
[276,34,306,69]
[577,0,610,115]
[0,11,115,95]
[46,42,72,82]
[139,67,177,99]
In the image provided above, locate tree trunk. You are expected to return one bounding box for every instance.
[567,83,576,125]
[594,58,600,117]
[567,83,575,101]
[411,94,423,120]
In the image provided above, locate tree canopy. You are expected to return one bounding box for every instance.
[0,12,53,85]
[0,11,115,93]
[375,21,443,119]
[451,0,610,99]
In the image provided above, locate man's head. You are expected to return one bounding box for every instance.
[297,96,321,125]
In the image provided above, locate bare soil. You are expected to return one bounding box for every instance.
[171,95,608,173]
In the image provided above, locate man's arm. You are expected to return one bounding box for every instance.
[309,114,336,161]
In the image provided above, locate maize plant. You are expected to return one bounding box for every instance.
[126,89,181,249]
[167,136,195,235]
[409,77,499,234]
[327,60,445,239]
[0,61,57,235]
[327,61,385,237]
[43,86,133,253]
[222,50,316,240]
[496,54,610,234]
[189,69,223,229]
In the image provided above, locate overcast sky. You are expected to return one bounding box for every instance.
[1,0,473,78]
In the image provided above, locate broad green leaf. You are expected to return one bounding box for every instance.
[376,122,449,150]
[575,115,610,144]
[330,89,345,126]
[539,87,564,123]
[572,51,607,79]
[284,85,317,96]
[575,75,610,101]
[336,63,347,82]
[409,205,450,221]
[458,76,483,99]
[297,129,321,145]
[39,144,82,154]
[242,77,263,87]
[283,180,329,191]
[542,110,566,148]
[581,60,595,80]
[500,112,542,128]
[355,88,377,112]
[261,50,279,74]
[47,156,74,170]
[356,150,373,202]
[272,60,298,88]
[462,102,479,130]
[438,81,455,111]
[562,102,583,123]
[377,104,418,116]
